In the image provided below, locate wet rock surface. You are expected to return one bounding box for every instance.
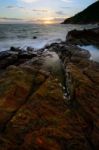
[0,47,38,69]
[0,29,99,150]
[66,27,99,46]
[66,27,99,45]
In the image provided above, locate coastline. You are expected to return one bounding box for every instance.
[0,27,99,149]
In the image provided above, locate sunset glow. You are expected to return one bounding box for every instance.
[0,0,96,24]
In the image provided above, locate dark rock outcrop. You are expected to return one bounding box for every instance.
[66,27,99,45]
[0,47,37,69]
[62,1,99,24]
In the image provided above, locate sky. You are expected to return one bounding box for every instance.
[0,0,97,24]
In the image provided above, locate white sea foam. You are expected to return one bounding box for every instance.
[80,45,99,62]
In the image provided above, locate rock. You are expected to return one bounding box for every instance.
[0,65,61,149]
[10,47,17,51]
[18,51,37,59]
[0,65,93,150]
[10,47,21,53]
[66,28,99,45]
[0,48,38,70]
[65,63,99,148]
[0,51,11,60]
[0,54,18,69]
[27,47,34,52]
[8,50,19,55]
[53,42,99,149]
[33,36,37,39]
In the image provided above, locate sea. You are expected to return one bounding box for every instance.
[0,23,97,51]
[0,23,99,62]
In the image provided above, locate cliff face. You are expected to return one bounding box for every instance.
[63,1,99,24]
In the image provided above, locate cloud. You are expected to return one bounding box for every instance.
[0,17,24,21]
[21,0,38,3]
[56,11,66,15]
[61,6,71,9]
[0,16,68,24]
[6,6,16,9]
[0,17,30,24]
[33,16,67,24]
[49,16,70,23]
[6,5,25,10]
[20,0,72,3]
[6,5,49,14]
[61,0,72,3]
[32,9,49,12]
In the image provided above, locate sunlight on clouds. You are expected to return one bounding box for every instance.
[43,19,54,24]
[37,16,67,24]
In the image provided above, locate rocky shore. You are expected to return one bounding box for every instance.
[0,27,99,150]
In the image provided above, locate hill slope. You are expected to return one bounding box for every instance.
[63,1,99,24]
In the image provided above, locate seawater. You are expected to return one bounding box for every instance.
[0,23,96,51]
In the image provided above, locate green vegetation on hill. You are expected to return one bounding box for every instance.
[63,1,99,24]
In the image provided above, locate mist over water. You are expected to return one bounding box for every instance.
[0,24,96,51]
